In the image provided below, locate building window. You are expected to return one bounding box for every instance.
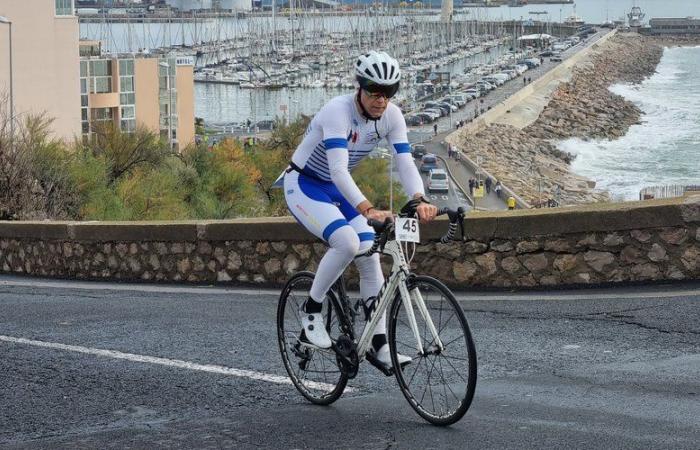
[120,93,135,105]
[121,106,135,119]
[90,77,112,94]
[55,0,73,16]
[90,60,111,77]
[119,59,134,76]
[120,76,133,92]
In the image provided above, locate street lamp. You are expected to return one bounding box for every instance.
[0,16,13,146]
[159,61,173,150]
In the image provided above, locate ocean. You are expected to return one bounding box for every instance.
[461,0,700,25]
[560,45,700,200]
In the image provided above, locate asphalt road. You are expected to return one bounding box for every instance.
[1,275,699,449]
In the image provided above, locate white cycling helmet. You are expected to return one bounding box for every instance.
[354,50,401,86]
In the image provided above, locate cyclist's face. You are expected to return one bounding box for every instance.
[360,89,389,118]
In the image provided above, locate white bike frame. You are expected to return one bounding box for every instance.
[355,239,445,361]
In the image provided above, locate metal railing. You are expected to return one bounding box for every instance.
[639,185,700,200]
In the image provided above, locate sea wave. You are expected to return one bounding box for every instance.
[561,46,700,201]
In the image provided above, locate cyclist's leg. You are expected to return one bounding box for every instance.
[284,171,360,347]
[338,198,412,367]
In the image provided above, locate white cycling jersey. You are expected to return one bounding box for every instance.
[289,93,424,207]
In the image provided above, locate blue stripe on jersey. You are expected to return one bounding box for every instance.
[393,143,411,154]
[323,138,348,150]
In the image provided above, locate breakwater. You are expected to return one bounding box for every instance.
[448,33,700,207]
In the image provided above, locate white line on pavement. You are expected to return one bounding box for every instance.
[1,276,699,303]
[0,334,348,392]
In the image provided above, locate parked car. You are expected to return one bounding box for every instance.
[411,143,427,159]
[405,114,424,126]
[423,108,445,119]
[420,154,438,173]
[427,168,449,193]
[463,89,480,99]
[424,102,450,116]
[437,101,458,113]
[550,54,563,62]
[414,112,436,123]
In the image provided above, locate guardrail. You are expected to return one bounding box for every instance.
[640,185,700,200]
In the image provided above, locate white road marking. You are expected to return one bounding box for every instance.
[1,276,699,303]
[0,335,348,392]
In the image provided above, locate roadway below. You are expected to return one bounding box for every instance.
[1,275,698,448]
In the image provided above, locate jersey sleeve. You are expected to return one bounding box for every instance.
[317,100,368,208]
[386,105,425,198]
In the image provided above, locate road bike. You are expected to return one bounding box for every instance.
[277,200,477,426]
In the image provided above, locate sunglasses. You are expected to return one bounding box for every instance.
[358,78,399,99]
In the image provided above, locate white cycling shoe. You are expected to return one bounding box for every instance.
[300,313,332,349]
[375,344,412,368]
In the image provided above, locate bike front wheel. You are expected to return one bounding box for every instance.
[277,271,348,405]
[388,275,477,426]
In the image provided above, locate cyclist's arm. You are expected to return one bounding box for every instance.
[318,111,369,212]
[386,105,425,199]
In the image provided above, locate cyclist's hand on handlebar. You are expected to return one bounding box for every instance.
[364,208,394,223]
[416,200,438,223]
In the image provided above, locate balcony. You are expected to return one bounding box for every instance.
[88,92,119,109]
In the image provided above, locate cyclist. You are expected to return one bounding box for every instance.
[283,50,438,368]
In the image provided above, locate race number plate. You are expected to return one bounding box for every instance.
[396,217,420,243]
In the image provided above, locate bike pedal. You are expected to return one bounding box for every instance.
[366,352,394,377]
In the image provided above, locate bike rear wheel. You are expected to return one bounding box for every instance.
[388,275,477,426]
[277,271,348,405]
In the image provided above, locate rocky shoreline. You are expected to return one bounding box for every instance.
[447,33,700,207]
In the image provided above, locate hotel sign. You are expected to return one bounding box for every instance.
[176,56,195,66]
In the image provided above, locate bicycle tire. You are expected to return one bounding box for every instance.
[277,271,348,405]
[388,275,477,426]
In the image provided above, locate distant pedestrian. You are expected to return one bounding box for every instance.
[540,57,544,64]
[523,77,527,85]
[494,180,502,198]
[455,150,461,161]
[433,123,438,136]
[468,178,475,196]
[528,77,532,83]
[447,143,453,158]
[485,176,492,194]
[507,196,516,210]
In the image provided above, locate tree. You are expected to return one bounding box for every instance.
[77,122,174,185]
[176,139,261,219]
[353,157,407,212]
[253,116,310,215]
[0,98,77,220]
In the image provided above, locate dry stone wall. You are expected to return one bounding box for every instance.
[1,195,699,289]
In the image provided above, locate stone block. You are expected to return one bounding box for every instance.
[520,253,548,273]
[647,243,668,262]
[516,240,542,254]
[584,251,615,272]
[658,228,688,245]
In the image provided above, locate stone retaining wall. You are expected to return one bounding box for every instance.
[1,195,699,288]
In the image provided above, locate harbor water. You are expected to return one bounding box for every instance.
[561,46,700,200]
[194,44,504,125]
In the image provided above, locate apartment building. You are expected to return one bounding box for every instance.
[79,48,195,150]
[0,0,81,140]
